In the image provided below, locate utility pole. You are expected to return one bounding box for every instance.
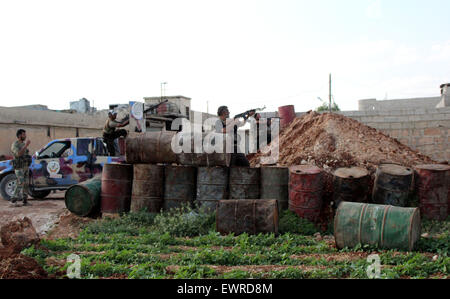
[160,82,167,102]
[329,73,332,113]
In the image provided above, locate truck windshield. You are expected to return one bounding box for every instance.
[38,141,71,159]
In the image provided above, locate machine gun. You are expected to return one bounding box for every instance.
[143,100,169,114]
[234,106,266,120]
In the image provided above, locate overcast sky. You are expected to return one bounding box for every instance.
[0,0,449,115]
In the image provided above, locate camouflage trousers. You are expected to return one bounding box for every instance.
[12,168,29,203]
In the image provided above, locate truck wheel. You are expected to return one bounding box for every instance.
[28,189,51,199]
[0,173,17,201]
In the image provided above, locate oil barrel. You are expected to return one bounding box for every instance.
[216,199,279,235]
[334,202,421,251]
[164,165,197,211]
[130,164,165,213]
[333,167,370,207]
[195,166,228,213]
[229,167,260,199]
[261,166,289,211]
[65,176,102,217]
[414,164,450,221]
[372,164,413,207]
[101,163,133,215]
[176,132,232,167]
[289,165,323,223]
[278,105,296,129]
[125,131,177,164]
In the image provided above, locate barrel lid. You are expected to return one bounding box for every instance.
[414,164,450,172]
[334,167,368,179]
[378,164,412,176]
[289,165,322,175]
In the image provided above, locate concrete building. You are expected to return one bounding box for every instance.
[0,107,105,157]
[70,98,95,113]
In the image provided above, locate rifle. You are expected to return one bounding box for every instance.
[234,106,266,120]
[143,100,169,114]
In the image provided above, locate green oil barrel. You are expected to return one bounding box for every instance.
[65,177,102,217]
[334,202,421,251]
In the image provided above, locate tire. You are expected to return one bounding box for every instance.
[28,189,51,199]
[0,173,17,201]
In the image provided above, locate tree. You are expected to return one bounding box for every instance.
[316,102,340,112]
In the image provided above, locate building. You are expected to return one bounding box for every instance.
[143,96,191,119]
[70,98,96,113]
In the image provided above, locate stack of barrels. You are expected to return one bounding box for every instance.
[286,162,450,251]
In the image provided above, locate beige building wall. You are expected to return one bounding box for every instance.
[0,107,104,157]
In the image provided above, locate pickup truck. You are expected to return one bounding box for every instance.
[0,137,125,201]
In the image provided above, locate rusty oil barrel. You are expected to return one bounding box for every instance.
[216,199,279,235]
[414,164,450,221]
[229,167,260,199]
[65,176,102,217]
[125,131,177,164]
[334,202,421,251]
[261,166,289,211]
[176,132,231,167]
[195,166,228,213]
[278,105,296,129]
[101,163,133,215]
[372,164,413,207]
[289,165,323,223]
[333,167,370,207]
[164,165,197,211]
[130,164,165,213]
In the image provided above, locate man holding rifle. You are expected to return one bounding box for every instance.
[215,106,257,167]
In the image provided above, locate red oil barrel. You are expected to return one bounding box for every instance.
[289,165,323,223]
[414,164,450,221]
[101,163,133,215]
[278,105,296,129]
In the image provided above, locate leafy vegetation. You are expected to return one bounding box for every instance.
[21,208,450,279]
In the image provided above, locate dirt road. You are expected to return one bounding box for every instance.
[0,191,67,236]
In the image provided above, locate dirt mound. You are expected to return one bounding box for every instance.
[44,210,95,240]
[1,217,40,254]
[0,247,48,279]
[249,111,435,172]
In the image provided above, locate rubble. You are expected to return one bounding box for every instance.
[249,111,435,172]
[1,217,40,253]
[0,217,48,279]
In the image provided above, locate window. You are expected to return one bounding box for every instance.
[95,138,109,156]
[77,139,91,156]
[38,141,71,159]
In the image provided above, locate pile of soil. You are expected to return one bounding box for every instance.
[0,218,48,279]
[0,246,48,279]
[44,210,95,240]
[249,111,435,172]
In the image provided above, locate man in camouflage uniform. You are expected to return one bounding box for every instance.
[103,110,129,156]
[10,129,32,207]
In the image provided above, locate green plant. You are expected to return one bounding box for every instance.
[153,205,216,237]
[278,210,321,235]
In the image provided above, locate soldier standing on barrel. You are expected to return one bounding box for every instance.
[10,129,32,207]
[103,110,129,156]
[215,106,254,167]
